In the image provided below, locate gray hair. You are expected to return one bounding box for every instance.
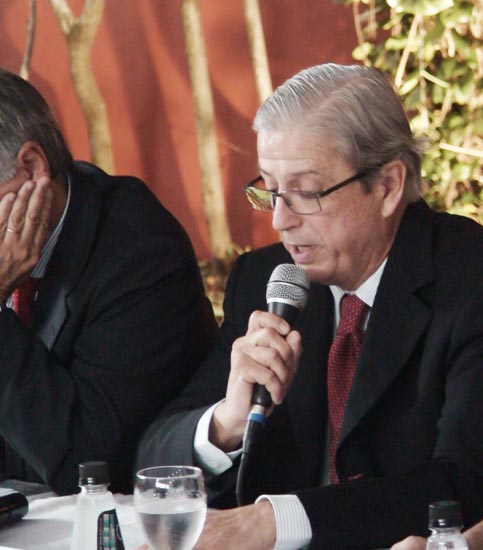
[253,63,424,202]
[0,69,73,180]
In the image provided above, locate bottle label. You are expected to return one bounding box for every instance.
[97,509,125,550]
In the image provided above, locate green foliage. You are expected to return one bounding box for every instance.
[338,0,483,219]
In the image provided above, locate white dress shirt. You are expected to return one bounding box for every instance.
[194,259,387,549]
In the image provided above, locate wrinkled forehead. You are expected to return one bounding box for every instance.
[256,129,350,182]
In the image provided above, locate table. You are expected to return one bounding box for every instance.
[0,492,391,550]
[0,493,145,550]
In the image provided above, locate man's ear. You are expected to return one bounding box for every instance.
[378,159,406,218]
[15,141,50,181]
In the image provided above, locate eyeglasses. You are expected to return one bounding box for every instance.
[243,167,376,215]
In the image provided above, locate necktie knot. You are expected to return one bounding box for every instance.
[338,294,367,335]
[12,277,41,325]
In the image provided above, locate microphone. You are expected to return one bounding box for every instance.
[241,264,309,450]
[250,264,310,420]
[236,264,309,506]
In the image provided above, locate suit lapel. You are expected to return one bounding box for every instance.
[340,201,435,442]
[286,283,334,481]
[31,166,102,350]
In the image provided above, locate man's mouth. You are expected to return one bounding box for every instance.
[292,244,313,252]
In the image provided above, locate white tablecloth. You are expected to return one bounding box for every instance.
[0,493,145,550]
[0,493,392,550]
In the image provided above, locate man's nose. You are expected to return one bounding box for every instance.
[271,195,299,232]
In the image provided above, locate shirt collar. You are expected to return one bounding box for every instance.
[329,258,387,326]
[31,176,72,278]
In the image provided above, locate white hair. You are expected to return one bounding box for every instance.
[253,63,425,202]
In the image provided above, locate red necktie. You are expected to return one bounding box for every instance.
[327,294,368,483]
[12,277,41,325]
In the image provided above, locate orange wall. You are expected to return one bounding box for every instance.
[0,1,357,259]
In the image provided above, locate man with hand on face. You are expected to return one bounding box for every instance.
[136,63,483,549]
[0,69,217,495]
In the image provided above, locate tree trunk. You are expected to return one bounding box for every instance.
[50,0,114,174]
[19,0,36,80]
[181,0,232,260]
[243,0,272,103]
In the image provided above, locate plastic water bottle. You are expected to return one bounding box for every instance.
[70,461,125,550]
[0,489,28,527]
[426,500,468,549]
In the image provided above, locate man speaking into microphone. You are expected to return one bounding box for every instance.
[136,63,483,549]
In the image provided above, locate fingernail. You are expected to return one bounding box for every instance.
[280,321,290,333]
[23,181,34,191]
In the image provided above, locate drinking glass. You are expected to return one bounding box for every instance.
[134,466,207,550]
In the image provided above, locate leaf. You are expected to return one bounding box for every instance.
[439,58,457,80]
[385,36,408,50]
[423,42,438,62]
[440,3,474,26]
[446,113,465,130]
[410,113,431,133]
[432,84,445,104]
[386,0,454,16]
[447,126,466,145]
[453,73,475,104]
[425,18,445,42]
[473,116,483,135]
[404,87,423,110]
[451,31,473,59]
[453,162,473,182]
[400,75,419,95]
[352,42,373,60]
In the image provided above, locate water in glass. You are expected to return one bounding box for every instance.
[135,466,207,550]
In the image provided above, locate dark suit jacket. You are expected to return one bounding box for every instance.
[137,200,483,549]
[0,162,218,495]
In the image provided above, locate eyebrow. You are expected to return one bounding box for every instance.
[258,168,326,183]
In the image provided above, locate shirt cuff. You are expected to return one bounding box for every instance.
[193,401,242,474]
[255,494,312,550]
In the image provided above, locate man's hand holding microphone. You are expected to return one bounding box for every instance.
[209,264,310,455]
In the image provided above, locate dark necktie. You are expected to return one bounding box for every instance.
[327,294,368,483]
[12,277,41,325]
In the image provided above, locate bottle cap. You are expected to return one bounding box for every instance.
[428,500,463,528]
[78,461,110,486]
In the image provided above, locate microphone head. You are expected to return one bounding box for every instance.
[266,264,310,312]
